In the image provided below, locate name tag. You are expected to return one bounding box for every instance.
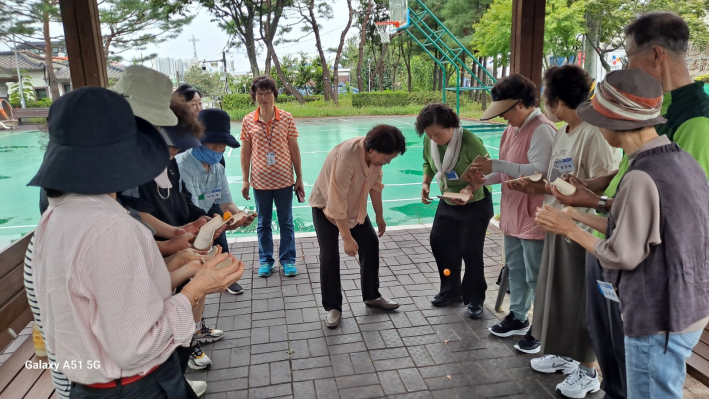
[199,189,222,201]
[445,170,459,180]
[267,152,276,166]
[555,157,575,174]
[597,281,620,302]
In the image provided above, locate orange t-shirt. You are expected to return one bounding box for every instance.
[240,107,299,190]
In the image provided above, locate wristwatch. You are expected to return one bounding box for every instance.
[595,196,609,214]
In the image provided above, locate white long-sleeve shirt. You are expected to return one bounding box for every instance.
[485,109,556,185]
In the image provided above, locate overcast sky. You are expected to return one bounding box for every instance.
[120,2,359,74]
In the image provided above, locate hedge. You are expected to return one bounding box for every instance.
[9,98,53,108]
[222,93,324,110]
[352,92,409,108]
[351,91,477,108]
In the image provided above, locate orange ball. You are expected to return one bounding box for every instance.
[443,269,451,276]
[223,211,232,221]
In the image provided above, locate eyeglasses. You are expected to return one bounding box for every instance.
[255,92,273,98]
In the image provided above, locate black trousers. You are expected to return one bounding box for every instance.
[70,350,196,399]
[313,207,381,311]
[586,251,626,399]
[430,188,493,306]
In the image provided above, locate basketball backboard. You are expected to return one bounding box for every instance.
[390,0,408,28]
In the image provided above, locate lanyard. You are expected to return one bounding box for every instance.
[259,119,278,150]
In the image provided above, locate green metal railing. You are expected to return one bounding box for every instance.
[397,0,497,114]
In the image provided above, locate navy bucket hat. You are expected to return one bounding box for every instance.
[160,125,202,151]
[28,87,169,194]
[198,109,240,148]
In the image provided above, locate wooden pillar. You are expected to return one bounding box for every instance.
[59,0,108,88]
[511,0,545,101]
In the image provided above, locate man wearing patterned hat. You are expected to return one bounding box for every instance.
[538,67,709,399]
[548,12,709,399]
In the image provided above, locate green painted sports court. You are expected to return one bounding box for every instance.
[0,116,505,249]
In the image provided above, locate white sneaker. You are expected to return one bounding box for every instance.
[530,355,579,374]
[188,342,212,370]
[556,368,601,398]
[187,380,207,397]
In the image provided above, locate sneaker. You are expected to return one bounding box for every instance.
[489,313,530,337]
[188,342,211,370]
[530,355,579,374]
[514,329,541,354]
[556,368,601,398]
[226,282,244,295]
[193,318,224,344]
[258,263,274,277]
[187,380,207,397]
[282,263,297,276]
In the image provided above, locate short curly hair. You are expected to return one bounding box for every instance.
[364,125,407,155]
[250,75,279,102]
[490,74,537,108]
[415,103,460,136]
[543,65,592,110]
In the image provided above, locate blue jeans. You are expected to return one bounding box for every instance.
[625,329,702,399]
[504,235,544,322]
[253,186,296,265]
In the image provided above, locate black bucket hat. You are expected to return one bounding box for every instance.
[198,109,240,148]
[28,87,169,194]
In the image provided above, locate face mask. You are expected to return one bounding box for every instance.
[543,102,561,123]
[192,145,224,165]
[154,168,172,189]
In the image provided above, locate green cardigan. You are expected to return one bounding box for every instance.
[423,128,489,205]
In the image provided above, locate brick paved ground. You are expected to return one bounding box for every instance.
[191,224,600,399]
[2,223,706,397]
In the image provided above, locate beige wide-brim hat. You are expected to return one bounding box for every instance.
[481,98,519,120]
[109,65,178,127]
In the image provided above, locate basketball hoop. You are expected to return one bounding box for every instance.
[375,21,400,44]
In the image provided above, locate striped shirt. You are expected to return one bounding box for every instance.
[32,194,195,384]
[25,236,71,398]
[241,107,299,190]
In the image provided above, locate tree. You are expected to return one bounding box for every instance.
[356,0,373,92]
[4,1,62,100]
[183,64,223,99]
[260,0,307,103]
[297,0,335,101]
[9,72,35,105]
[398,34,415,92]
[155,0,293,78]
[328,0,354,104]
[294,54,316,94]
[472,0,585,69]
[544,0,586,63]
[585,0,709,72]
[471,0,512,67]
[100,0,194,63]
